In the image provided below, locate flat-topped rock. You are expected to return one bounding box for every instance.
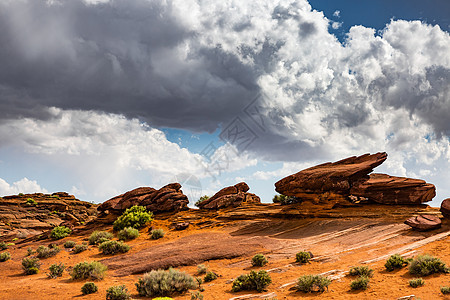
[275,152,435,205]
[350,173,436,204]
[275,152,387,203]
[197,182,260,209]
[97,183,189,214]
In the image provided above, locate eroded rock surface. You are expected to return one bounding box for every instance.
[97,183,189,214]
[351,174,436,204]
[404,215,442,231]
[0,192,97,239]
[197,182,261,209]
[275,152,435,205]
[440,198,450,218]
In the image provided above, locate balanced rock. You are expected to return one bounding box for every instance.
[350,174,436,204]
[275,152,387,203]
[197,182,260,209]
[404,215,442,231]
[275,152,435,205]
[440,198,450,218]
[97,183,189,214]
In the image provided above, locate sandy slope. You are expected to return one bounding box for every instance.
[1,203,449,300]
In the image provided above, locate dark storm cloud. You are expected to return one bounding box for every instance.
[0,0,448,161]
[0,0,260,132]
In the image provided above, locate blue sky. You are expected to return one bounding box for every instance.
[0,0,449,207]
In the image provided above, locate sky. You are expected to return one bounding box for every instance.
[0,0,449,207]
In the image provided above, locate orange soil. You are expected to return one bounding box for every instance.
[1,216,450,300]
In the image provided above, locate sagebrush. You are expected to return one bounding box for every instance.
[408,255,449,276]
[106,285,131,300]
[22,257,41,275]
[136,268,197,297]
[117,227,139,241]
[81,282,98,295]
[36,245,61,258]
[385,254,409,271]
[296,251,311,264]
[409,278,425,288]
[349,266,374,277]
[73,243,88,254]
[296,274,331,293]
[350,276,370,290]
[0,252,11,262]
[89,231,114,245]
[70,261,107,280]
[47,263,65,278]
[98,240,130,255]
[232,270,271,292]
[251,253,268,267]
[151,229,165,240]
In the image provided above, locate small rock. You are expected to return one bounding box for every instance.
[174,222,190,230]
[440,198,450,218]
[404,215,442,231]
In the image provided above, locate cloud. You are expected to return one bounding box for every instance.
[0,0,449,202]
[0,177,48,196]
[333,10,340,18]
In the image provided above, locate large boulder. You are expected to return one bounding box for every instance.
[404,215,442,231]
[350,174,436,204]
[197,182,260,209]
[275,152,435,205]
[97,183,189,214]
[275,152,388,203]
[440,198,450,218]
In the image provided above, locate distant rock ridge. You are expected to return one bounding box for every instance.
[275,152,436,205]
[97,183,189,214]
[0,192,97,239]
[197,182,261,209]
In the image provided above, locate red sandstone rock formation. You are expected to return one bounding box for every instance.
[404,215,442,231]
[97,183,189,213]
[440,198,450,218]
[275,152,435,205]
[197,182,260,209]
[0,192,97,238]
[350,174,436,204]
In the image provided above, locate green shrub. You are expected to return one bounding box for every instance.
[26,247,34,256]
[272,194,300,205]
[441,286,450,294]
[73,243,88,254]
[18,193,24,196]
[50,226,71,240]
[22,257,41,275]
[295,274,331,293]
[135,268,198,297]
[106,285,131,300]
[349,266,374,278]
[296,251,311,264]
[385,254,408,271]
[197,264,207,275]
[70,261,107,280]
[151,229,165,240]
[117,227,139,241]
[231,270,272,293]
[99,240,130,255]
[251,254,268,267]
[47,263,65,278]
[36,245,61,258]
[350,276,370,290]
[191,291,204,300]
[409,278,425,288]
[195,195,210,207]
[64,240,76,248]
[81,282,98,295]
[89,231,114,245]
[408,255,449,276]
[0,252,11,262]
[25,198,37,206]
[203,271,218,282]
[113,205,153,231]
[0,242,8,250]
